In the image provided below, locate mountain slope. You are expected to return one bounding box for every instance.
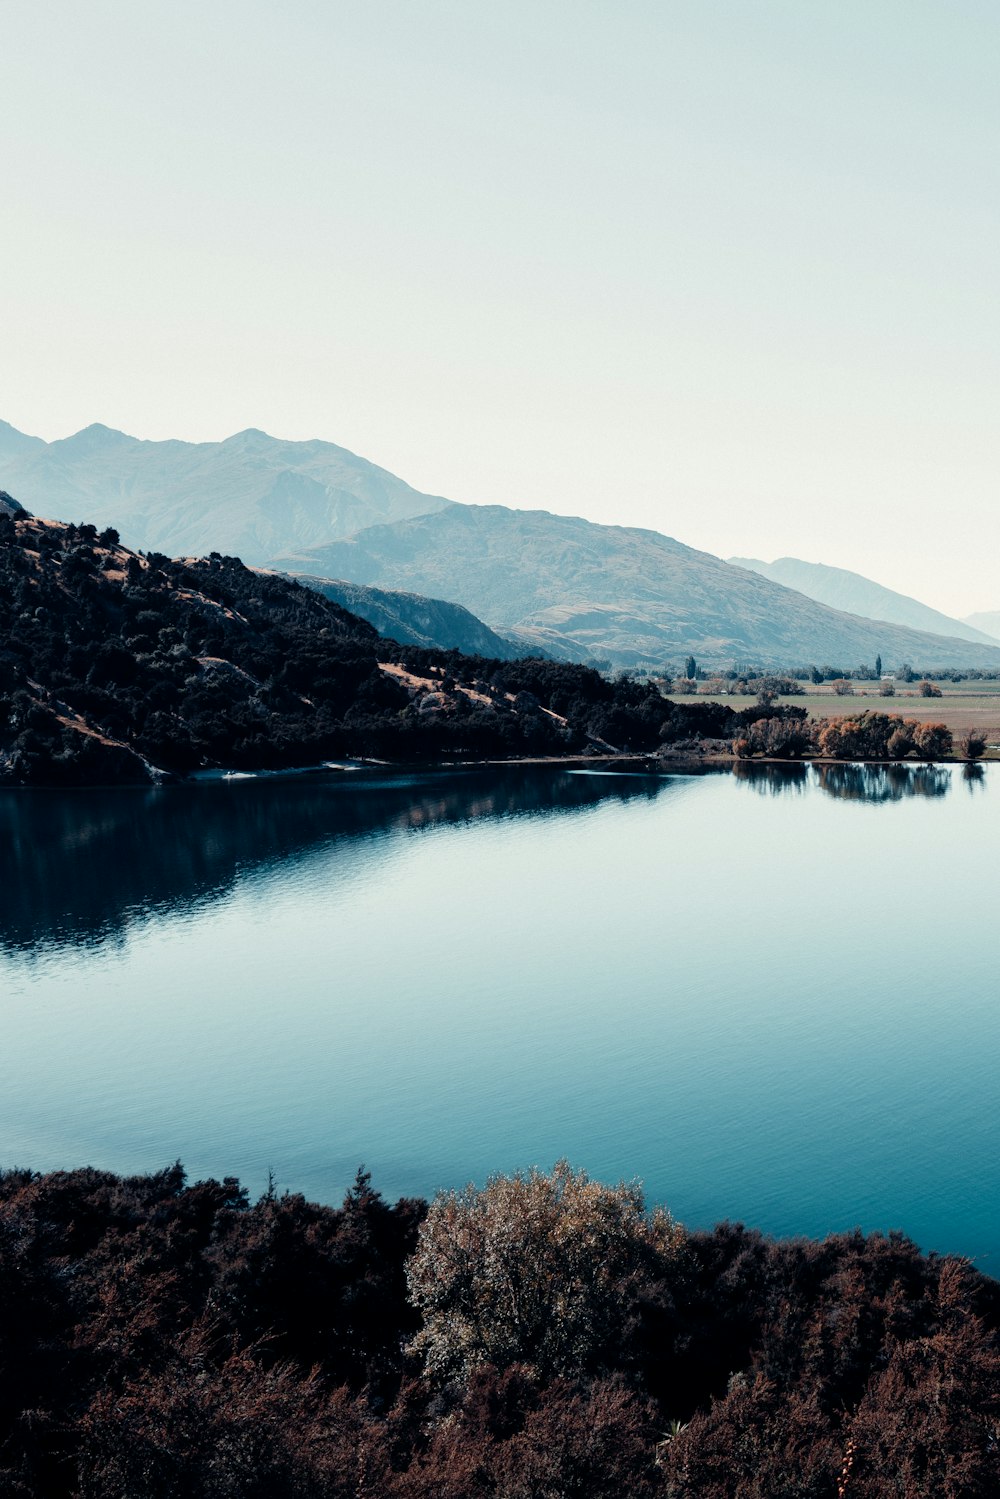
[290,575,528,658]
[279,505,1000,670]
[731,555,996,646]
[965,611,1000,642]
[2,510,733,784]
[0,489,26,519]
[0,420,450,563]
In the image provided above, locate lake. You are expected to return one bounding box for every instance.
[1,760,996,1268]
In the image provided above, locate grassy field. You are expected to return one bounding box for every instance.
[683,683,1000,751]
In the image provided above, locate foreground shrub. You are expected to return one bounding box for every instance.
[3,1164,1000,1496]
[406,1161,684,1383]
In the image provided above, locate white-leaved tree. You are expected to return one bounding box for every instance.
[406,1161,684,1383]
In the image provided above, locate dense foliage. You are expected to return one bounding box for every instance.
[734,710,954,762]
[0,1162,998,1496]
[0,515,721,784]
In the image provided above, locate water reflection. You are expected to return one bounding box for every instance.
[963,763,987,792]
[734,760,953,803]
[0,767,666,957]
[732,762,809,795]
[813,762,951,803]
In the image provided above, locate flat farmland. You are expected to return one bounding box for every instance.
[683,684,1000,751]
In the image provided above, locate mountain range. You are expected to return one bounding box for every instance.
[4,419,999,671]
[964,611,1000,643]
[730,556,996,647]
[281,504,1000,671]
[0,421,450,562]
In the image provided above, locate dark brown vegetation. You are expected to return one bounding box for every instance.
[0,512,738,785]
[1,1161,999,1497]
[0,511,977,783]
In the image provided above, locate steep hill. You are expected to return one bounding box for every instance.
[731,555,996,646]
[280,504,1000,671]
[0,489,26,519]
[965,610,1000,642]
[290,574,527,659]
[0,420,450,562]
[0,510,738,784]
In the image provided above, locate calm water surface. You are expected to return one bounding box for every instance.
[1,761,996,1266]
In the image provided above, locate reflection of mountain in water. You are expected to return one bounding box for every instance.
[0,768,667,956]
[734,760,952,803]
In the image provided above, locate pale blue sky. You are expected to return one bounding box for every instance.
[3,1,998,613]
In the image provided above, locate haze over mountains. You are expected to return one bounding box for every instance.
[965,611,1000,643]
[0,421,450,562]
[4,419,1000,671]
[731,555,997,647]
[282,505,1000,671]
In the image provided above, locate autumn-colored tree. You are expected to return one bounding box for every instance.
[732,715,814,759]
[406,1162,684,1383]
[816,712,944,761]
[912,722,953,761]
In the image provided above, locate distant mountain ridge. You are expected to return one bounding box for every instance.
[730,555,995,647]
[0,420,451,562]
[964,611,1000,643]
[7,418,1000,671]
[279,504,1000,671]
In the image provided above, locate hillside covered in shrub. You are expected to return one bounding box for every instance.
[0,1161,997,1497]
[0,510,739,785]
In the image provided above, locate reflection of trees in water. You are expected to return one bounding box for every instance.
[0,768,668,956]
[963,762,986,793]
[731,762,809,796]
[812,762,952,803]
[733,759,955,803]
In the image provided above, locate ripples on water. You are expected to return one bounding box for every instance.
[1,762,996,1268]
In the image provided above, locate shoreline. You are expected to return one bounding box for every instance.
[5,748,991,791]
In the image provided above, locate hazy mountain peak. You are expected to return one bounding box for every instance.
[0,420,46,457]
[56,422,134,448]
[223,427,275,446]
[729,554,997,647]
[964,610,1000,643]
[0,418,450,563]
